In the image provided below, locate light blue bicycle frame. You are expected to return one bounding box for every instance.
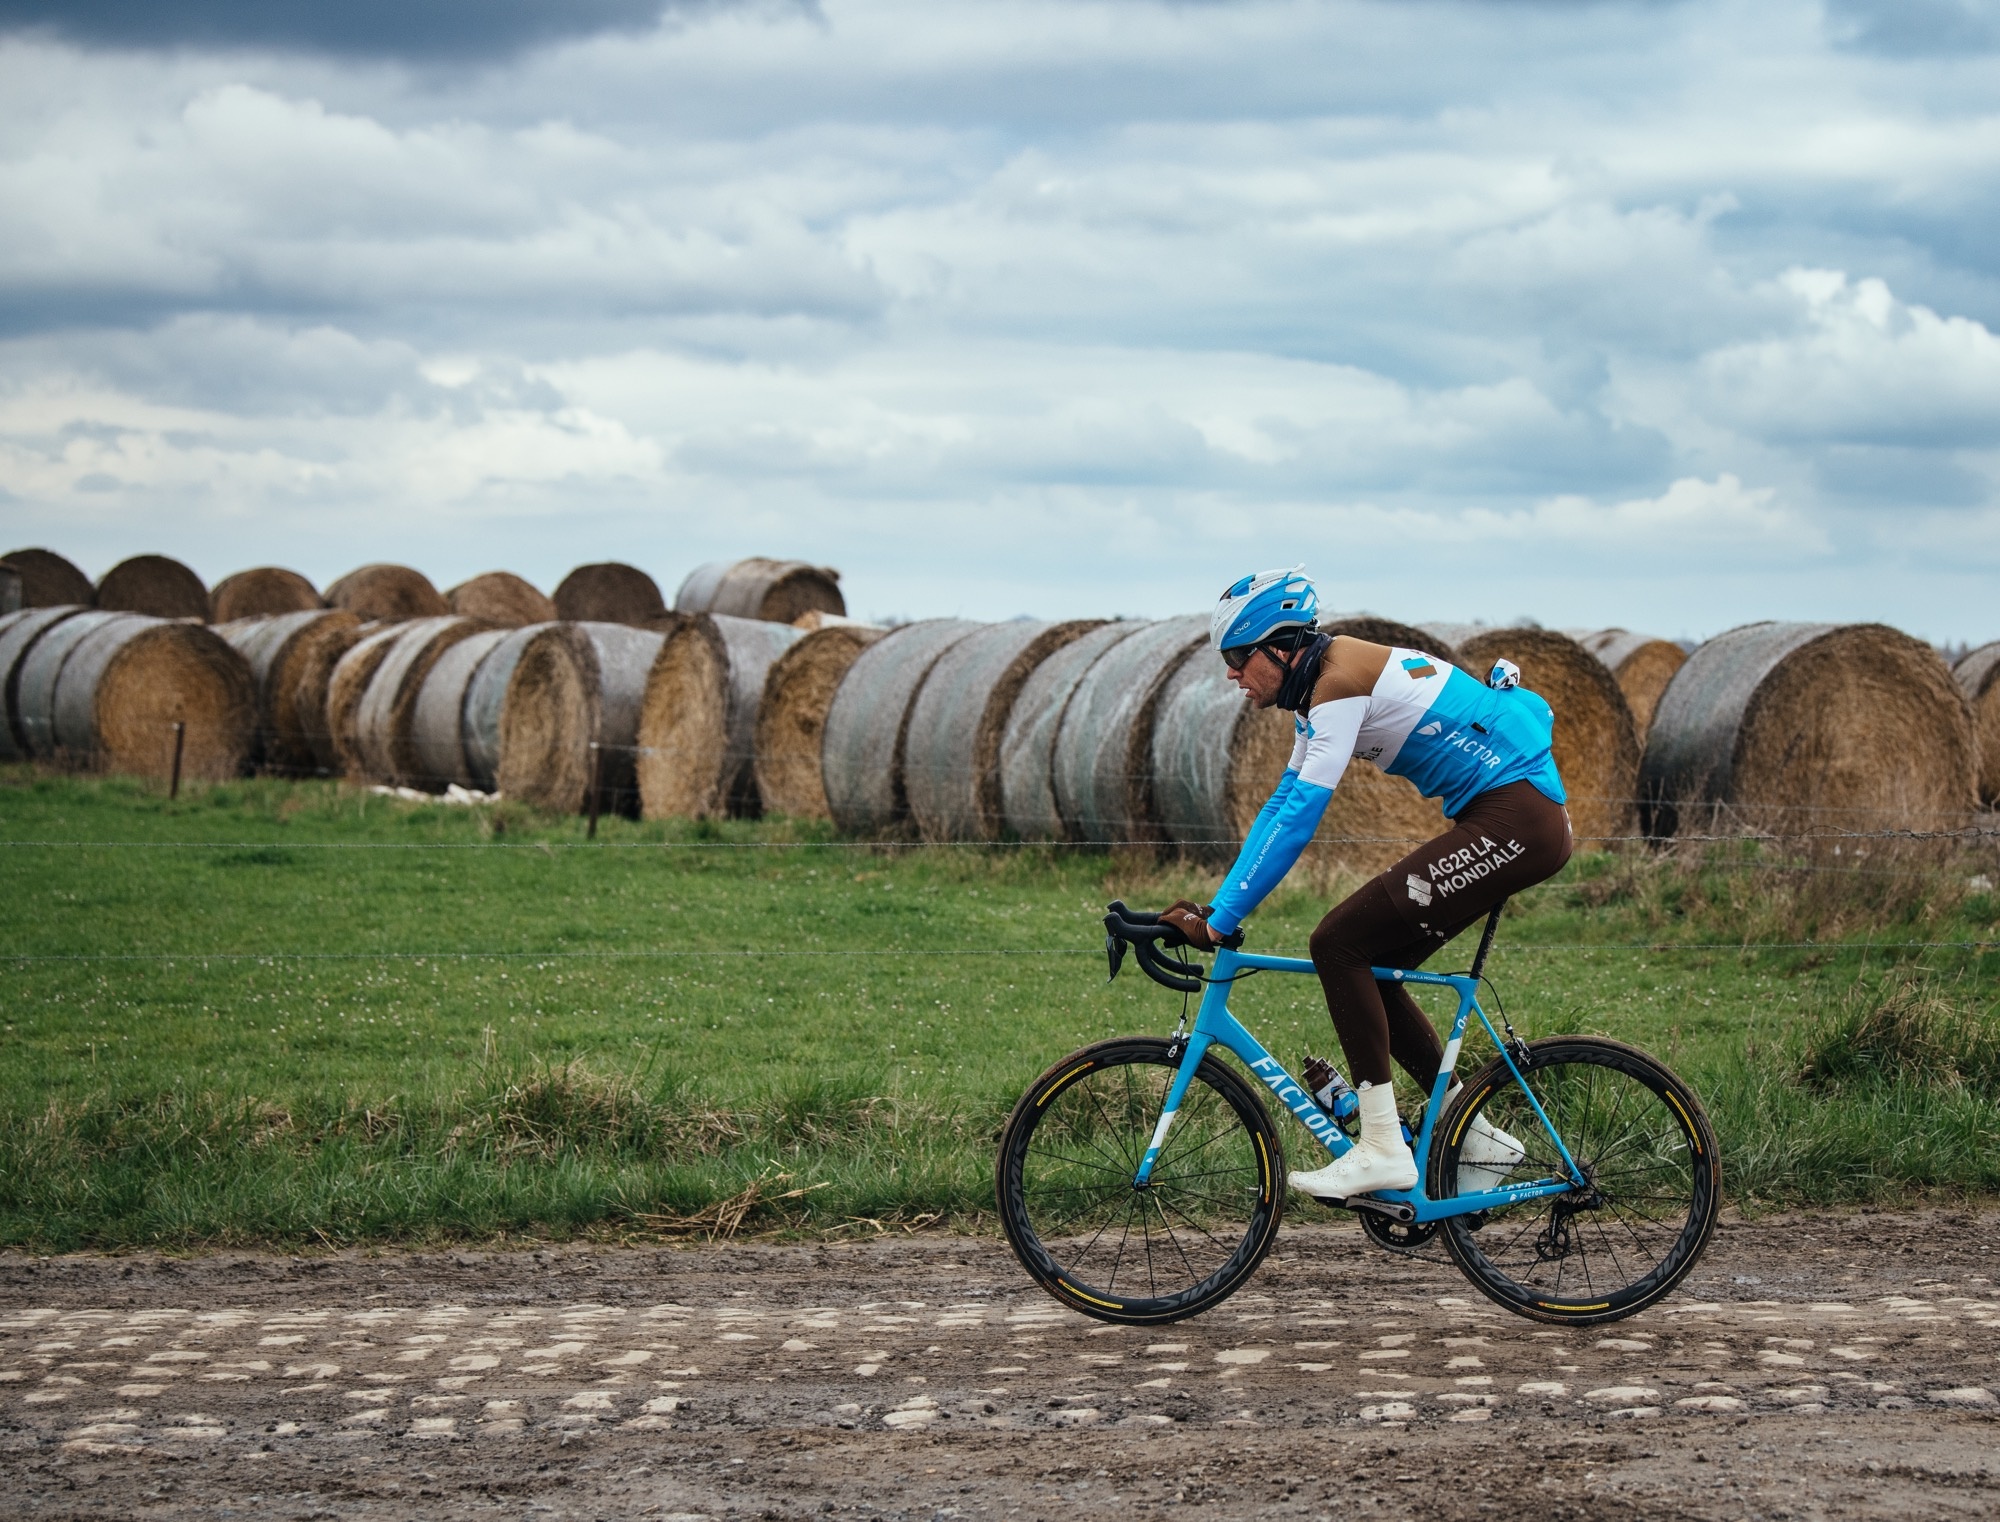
[1132,948,1582,1222]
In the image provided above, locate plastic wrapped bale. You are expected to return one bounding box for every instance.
[210,567,322,622]
[408,628,515,791]
[674,558,845,625]
[904,619,1106,842]
[460,623,556,794]
[215,610,363,772]
[324,625,409,777]
[1568,628,1689,740]
[821,619,981,836]
[0,606,89,760]
[1049,615,1211,847]
[637,613,802,818]
[751,625,886,820]
[997,621,1144,841]
[446,571,556,627]
[1642,621,1978,838]
[323,563,449,621]
[38,614,254,779]
[498,622,666,814]
[350,617,494,786]
[552,563,666,626]
[1955,641,2000,806]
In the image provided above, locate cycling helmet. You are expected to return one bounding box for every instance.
[1210,566,1319,653]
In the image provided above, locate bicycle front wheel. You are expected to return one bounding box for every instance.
[996,1037,1285,1325]
[1435,1036,1721,1326]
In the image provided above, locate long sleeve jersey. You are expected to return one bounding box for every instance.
[1206,649,1565,935]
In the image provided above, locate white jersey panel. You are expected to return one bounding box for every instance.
[1353,649,1454,771]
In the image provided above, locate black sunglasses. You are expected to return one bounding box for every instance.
[1220,644,1265,672]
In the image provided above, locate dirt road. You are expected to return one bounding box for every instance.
[3,1209,1997,1520]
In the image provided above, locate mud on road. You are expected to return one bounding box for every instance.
[3,1209,1997,1521]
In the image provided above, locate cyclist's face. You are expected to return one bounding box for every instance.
[1224,645,1287,706]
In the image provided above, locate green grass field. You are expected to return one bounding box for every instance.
[3,766,1997,1250]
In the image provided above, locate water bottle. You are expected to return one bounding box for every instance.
[1301,1056,1360,1128]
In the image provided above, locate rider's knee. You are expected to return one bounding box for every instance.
[1308,913,1368,970]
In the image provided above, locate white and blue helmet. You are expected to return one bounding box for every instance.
[1210,566,1319,653]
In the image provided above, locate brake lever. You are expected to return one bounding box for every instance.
[1105,926,1128,982]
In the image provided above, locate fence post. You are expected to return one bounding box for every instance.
[169,721,186,801]
[586,741,602,839]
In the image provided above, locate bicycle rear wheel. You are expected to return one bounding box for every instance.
[996,1037,1284,1325]
[1434,1036,1720,1326]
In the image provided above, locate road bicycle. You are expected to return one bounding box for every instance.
[996,901,1720,1326]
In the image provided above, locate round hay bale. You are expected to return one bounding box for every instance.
[323,563,449,622]
[1150,617,1456,872]
[460,624,555,794]
[998,621,1144,841]
[791,610,873,633]
[1568,628,1688,740]
[216,610,346,770]
[15,610,133,758]
[210,567,322,622]
[447,571,556,627]
[821,619,981,836]
[905,620,1107,842]
[1955,641,2000,806]
[94,555,210,621]
[50,616,253,780]
[752,624,886,820]
[1051,615,1212,846]
[0,548,94,608]
[1428,625,1640,845]
[675,558,845,625]
[283,616,372,775]
[409,628,513,791]
[351,617,490,786]
[498,622,666,815]
[0,564,20,616]
[0,606,90,761]
[1643,622,1978,837]
[637,613,803,819]
[324,625,409,778]
[552,563,665,626]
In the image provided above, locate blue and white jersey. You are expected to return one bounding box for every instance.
[1207,649,1564,934]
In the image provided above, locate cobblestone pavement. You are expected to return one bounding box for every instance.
[3,1209,1997,1519]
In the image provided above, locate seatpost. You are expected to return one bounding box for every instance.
[1467,901,1506,980]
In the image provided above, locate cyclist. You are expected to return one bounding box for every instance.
[1160,567,1573,1203]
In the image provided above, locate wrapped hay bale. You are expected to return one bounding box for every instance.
[409,628,514,791]
[1643,622,1978,837]
[15,611,133,758]
[209,567,322,622]
[822,619,981,835]
[215,609,363,772]
[637,613,803,818]
[998,621,1143,841]
[446,571,556,627]
[552,562,665,626]
[1426,624,1640,845]
[752,624,886,820]
[0,548,94,609]
[94,555,210,621]
[1151,617,1456,872]
[1568,628,1688,739]
[324,625,409,777]
[905,619,1106,842]
[286,617,372,775]
[675,558,845,625]
[499,622,666,814]
[1051,614,1211,846]
[0,606,89,761]
[323,563,449,621]
[351,617,491,786]
[1955,642,2000,806]
[46,615,254,780]
[460,623,554,793]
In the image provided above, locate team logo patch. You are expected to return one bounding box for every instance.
[1416,720,1442,737]
[1406,874,1433,907]
[1401,656,1436,679]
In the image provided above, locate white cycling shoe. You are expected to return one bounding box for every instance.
[1289,1081,1417,1200]
[1440,1082,1526,1192]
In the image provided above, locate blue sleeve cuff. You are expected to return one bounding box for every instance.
[1208,774,1334,934]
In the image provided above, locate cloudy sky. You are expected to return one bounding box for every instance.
[1,0,1997,639]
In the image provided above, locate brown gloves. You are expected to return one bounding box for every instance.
[1160,899,1216,948]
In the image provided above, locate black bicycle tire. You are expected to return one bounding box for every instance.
[1433,1035,1721,1327]
[996,1037,1286,1325]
